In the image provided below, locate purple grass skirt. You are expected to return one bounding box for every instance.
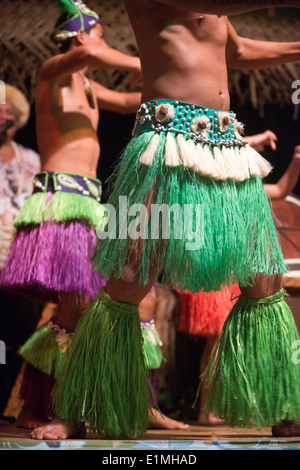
[0,219,106,303]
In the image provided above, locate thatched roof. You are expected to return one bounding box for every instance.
[1,1,299,115]
[0,0,136,102]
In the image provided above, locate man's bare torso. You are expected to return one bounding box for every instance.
[125,0,230,110]
[35,71,100,177]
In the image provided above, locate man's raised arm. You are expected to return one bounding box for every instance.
[152,0,299,15]
[226,21,300,70]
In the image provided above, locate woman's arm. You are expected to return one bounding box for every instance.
[92,81,141,114]
[40,45,141,81]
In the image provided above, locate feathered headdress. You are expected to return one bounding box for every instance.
[52,0,100,42]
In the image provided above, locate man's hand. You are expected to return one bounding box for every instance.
[263,144,300,200]
[245,130,278,152]
[292,145,300,166]
[128,69,143,88]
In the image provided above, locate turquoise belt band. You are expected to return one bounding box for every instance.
[133,99,246,147]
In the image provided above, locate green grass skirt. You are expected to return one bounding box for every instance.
[202,290,300,429]
[13,190,104,229]
[52,288,151,439]
[92,131,287,293]
[19,323,72,379]
[20,317,161,379]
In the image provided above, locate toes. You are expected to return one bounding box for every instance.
[30,421,83,440]
[43,432,59,440]
[31,427,59,440]
[181,424,190,429]
[31,428,42,440]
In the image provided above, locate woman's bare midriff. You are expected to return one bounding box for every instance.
[40,135,100,178]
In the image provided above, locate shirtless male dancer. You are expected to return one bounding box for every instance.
[32,0,300,440]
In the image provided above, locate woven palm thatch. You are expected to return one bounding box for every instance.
[0,1,299,115]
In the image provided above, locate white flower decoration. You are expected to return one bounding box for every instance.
[218,112,231,133]
[234,121,245,140]
[48,321,73,353]
[191,115,211,138]
[155,103,175,122]
[54,31,77,40]
[56,330,73,352]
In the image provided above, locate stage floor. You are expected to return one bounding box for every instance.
[1,420,300,450]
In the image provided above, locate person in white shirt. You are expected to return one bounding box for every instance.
[0,84,40,269]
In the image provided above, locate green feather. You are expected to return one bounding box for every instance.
[53,0,80,15]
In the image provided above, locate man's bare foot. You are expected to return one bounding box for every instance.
[197,411,225,426]
[16,405,49,429]
[148,408,190,430]
[31,419,86,440]
[272,420,300,437]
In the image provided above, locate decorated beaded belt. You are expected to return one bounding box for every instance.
[134,100,245,147]
[33,171,102,202]
[132,100,272,182]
